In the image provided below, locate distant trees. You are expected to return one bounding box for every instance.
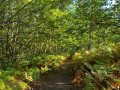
[73,0,120,50]
[0,0,72,68]
[0,0,119,68]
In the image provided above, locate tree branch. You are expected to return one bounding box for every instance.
[4,0,33,25]
[3,0,61,27]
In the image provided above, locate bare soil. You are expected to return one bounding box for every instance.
[30,60,81,90]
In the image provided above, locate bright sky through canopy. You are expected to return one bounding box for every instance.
[106,0,116,8]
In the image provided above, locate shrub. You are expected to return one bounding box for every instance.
[71,44,120,89]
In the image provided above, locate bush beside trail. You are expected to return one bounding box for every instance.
[71,43,120,90]
[0,54,66,90]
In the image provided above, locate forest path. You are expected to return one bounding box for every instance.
[30,59,80,90]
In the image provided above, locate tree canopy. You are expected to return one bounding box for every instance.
[0,0,120,89]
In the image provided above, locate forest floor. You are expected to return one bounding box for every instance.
[30,59,81,90]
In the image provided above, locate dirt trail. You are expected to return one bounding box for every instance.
[30,60,80,90]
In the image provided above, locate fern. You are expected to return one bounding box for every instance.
[0,79,6,90]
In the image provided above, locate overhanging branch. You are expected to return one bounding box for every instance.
[4,0,33,25]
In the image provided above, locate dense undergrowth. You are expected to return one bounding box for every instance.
[71,42,120,90]
[0,0,119,90]
[0,42,120,90]
[0,54,66,90]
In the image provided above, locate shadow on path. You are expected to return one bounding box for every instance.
[30,60,81,90]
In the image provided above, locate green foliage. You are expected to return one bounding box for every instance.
[26,67,40,82]
[0,70,29,90]
[44,55,64,66]
[29,56,42,65]
[0,53,66,89]
[41,66,52,74]
[72,43,120,89]
[40,55,66,73]
[45,55,60,67]
[0,0,119,89]
[0,79,6,90]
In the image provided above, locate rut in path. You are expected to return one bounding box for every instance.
[30,60,80,90]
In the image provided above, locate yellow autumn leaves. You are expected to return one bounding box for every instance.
[27,0,32,2]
